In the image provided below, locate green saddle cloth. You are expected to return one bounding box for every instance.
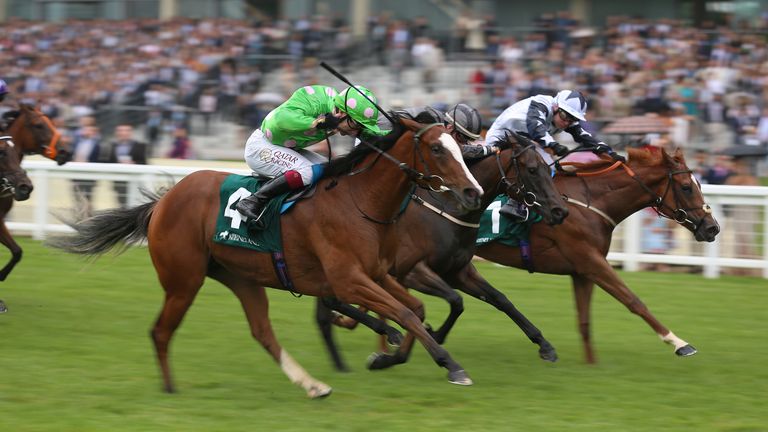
[213,174,289,252]
[476,195,541,248]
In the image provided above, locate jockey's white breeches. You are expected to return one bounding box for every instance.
[244,129,327,185]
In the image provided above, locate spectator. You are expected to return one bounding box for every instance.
[167,127,192,159]
[198,89,217,135]
[106,124,148,208]
[70,124,102,214]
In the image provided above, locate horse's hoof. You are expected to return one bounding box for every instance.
[0,300,7,314]
[307,384,332,399]
[448,369,473,386]
[539,345,558,362]
[367,352,395,370]
[675,344,697,357]
[386,330,404,348]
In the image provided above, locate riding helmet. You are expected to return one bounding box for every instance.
[554,90,587,121]
[333,86,385,136]
[444,103,482,140]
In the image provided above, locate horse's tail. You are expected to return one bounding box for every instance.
[48,189,164,258]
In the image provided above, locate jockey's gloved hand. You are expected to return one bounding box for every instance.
[594,144,626,163]
[607,150,626,163]
[548,142,569,157]
[315,113,342,130]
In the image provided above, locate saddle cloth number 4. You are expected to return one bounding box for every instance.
[224,187,252,230]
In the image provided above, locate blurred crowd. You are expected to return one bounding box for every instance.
[2,12,768,169]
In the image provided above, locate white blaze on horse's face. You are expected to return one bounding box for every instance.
[438,133,484,194]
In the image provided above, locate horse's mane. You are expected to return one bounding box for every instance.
[323,113,406,178]
[626,147,665,167]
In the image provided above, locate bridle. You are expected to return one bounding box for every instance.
[7,107,62,159]
[566,155,713,235]
[496,135,545,209]
[348,122,459,224]
[631,166,713,234]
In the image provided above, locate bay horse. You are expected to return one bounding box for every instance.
[324,147,720,369]
[471,147,720,363]
[316,133,569,372]
[50,118,486,398]
[0,104,70,311]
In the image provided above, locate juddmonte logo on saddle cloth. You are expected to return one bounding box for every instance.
[213,175,286,252]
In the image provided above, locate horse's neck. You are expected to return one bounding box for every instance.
[7,118,29,156]
[351,152,414,221]
[564,164,665,226]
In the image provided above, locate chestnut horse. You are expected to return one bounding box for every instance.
[324,147,720,368]
[50,118,486,398]
[0,105,70,311]
[316,134,570,371]
[473,147,720,363]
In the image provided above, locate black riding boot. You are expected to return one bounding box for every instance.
[236,175,295,230]
[499,199,530,223]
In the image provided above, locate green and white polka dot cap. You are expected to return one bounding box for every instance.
[333,86,385,136]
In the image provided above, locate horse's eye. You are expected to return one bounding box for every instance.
[681,183,692,192]
[0,150,7,158]
[34,123,46,130]
[528,166,537,174]
[430,144,442,154]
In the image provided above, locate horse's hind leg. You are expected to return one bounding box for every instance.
[315,298,350,372]
[214,272,331,398]
[453,263,557,362]
[149,250,207,393]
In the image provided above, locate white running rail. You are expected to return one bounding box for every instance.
[7,160,768,279]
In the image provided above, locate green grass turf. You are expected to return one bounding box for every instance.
[0,238,765,431]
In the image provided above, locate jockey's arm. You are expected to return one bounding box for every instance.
[271,107,322,135]
[461,144,498,160]
[525,100,557,146]
[564,124,624,161]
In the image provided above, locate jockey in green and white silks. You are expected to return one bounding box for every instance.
[237,84,385,229]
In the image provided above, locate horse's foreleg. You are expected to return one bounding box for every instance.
[227,282,331,398]
[584,257,697,357]
[571,274,597,364]
[454,262,557,362]
[401,261,464,345]
[373,275,471,385]
[0,222,22,281]
[333,274,471,385]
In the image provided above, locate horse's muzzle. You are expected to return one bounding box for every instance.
[14,183,33,201]
[461,187,482,211]
[548,206,569,225]
[55,149,72,166]
[696,220,720,242]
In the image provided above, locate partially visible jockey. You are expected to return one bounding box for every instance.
[377,102,499,159]
[236,84,386,229]
[485,89,624,221]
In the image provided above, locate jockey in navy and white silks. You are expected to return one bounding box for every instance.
[486,89,624,169]
[486,90,624,221]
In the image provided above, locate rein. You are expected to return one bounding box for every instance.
[6,108,61,158]
[563,158,712,233]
